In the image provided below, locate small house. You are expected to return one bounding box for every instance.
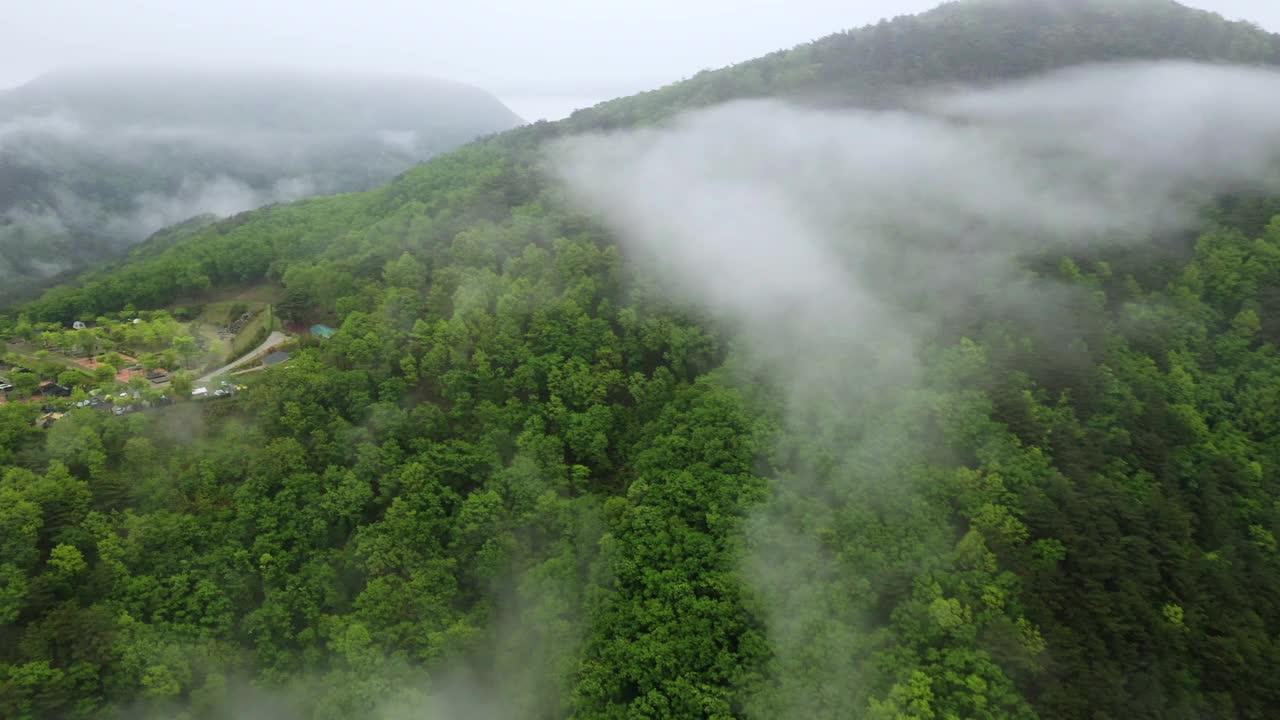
[262,351,291,367]
[310,324,336,339]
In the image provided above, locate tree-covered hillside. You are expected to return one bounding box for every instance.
[0,67,522,304]
[3,1,1280,719]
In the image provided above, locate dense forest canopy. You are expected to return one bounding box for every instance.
[4,1,1280,718]
[0,67,521,304]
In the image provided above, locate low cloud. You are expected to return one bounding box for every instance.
[0,113,85,148]
[0,70,519,292]
[0,173,318,283]
[552,61,1280,409]
[551,60,1280,715]
[107,174,319,240]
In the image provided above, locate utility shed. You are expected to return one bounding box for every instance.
[40,383,73,398]
[310,324,336,339]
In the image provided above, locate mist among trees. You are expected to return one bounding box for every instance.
[3,1,1280,718]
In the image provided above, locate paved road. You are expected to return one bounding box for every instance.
[199,331,289,383]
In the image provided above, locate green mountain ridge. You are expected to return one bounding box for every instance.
[3,1,1280,718]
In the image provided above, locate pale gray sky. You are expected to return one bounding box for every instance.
[2,1,1276,121]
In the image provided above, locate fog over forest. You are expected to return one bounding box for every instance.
[552,61,1280,715]
[4,1,1280,719]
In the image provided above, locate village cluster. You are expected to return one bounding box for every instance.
[1,303,315,427]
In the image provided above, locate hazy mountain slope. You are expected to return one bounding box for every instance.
[522,0,1279,135]
[15,0,1280,323]
[5,2,1280,720]
[0,67,522,303]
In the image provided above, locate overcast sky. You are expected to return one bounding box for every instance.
[2,1,1277,122]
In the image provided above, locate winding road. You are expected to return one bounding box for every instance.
[198,331,289,383]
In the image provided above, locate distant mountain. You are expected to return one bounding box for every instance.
[0,66,522,301]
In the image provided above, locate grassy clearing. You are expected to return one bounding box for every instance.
[195,300,268,326]
[166,281,283,314]
[231,307,276,357]
[191,301,277,364]
[193,325,228,371]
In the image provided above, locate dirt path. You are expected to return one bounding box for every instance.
[198,331,288,383]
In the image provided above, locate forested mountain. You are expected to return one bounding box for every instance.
[4,1,1280,718]
[0,67,521,303]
